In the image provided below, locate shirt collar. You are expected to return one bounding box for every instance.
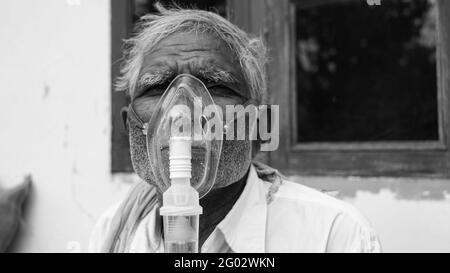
[215,164,268,253]
[145,164,268,253]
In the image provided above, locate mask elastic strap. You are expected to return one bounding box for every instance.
[129,99,258,137]
[128,102,149,135]
[222,98,259,134]
[129,76,258,137]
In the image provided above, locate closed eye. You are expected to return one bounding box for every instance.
[138,84,168,98]
[208,84,242,98]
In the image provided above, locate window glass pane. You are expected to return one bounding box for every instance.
[296,0,438,142]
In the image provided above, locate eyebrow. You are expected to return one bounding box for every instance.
[137,66,237,90]
[196,67,238,85]
[137,69,174,89]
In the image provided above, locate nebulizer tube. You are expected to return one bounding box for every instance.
[146,75,223,253]
[159,105,201,253]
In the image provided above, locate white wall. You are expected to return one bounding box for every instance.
[0,0,129,252]
[292,176,450,253]
[0,0,449,253]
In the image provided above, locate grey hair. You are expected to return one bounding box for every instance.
[115,3,268,104]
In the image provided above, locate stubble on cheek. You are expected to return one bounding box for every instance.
[129,125,155,185]
[213,140,252,189]
[129,123,253,192]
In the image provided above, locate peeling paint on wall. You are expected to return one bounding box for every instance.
[289,175,450,252]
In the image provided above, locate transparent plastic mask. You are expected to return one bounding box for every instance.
[140,74,223,198]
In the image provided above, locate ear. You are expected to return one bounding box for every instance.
[121,106,129,132]
[254,105,272,150]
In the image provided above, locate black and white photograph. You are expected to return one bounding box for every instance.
[0,0,449,257]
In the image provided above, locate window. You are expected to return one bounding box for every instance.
[111,0,450,177]
[267,0,450,177]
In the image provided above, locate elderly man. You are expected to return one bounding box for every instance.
[90,5,381,253]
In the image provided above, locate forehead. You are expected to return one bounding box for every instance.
[140,31,243,78]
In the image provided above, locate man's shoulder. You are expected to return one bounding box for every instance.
[262,177,381,252]
[266,177,372,227]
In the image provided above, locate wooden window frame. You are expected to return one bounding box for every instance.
[111,0,134,172]
[266,0,450,177]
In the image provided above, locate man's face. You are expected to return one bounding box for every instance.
[128,31,254,192]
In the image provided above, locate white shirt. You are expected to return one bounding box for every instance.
[90,165,381,253]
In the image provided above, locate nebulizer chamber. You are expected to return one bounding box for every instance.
[146,75,222,253]
[160,134,201,253]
